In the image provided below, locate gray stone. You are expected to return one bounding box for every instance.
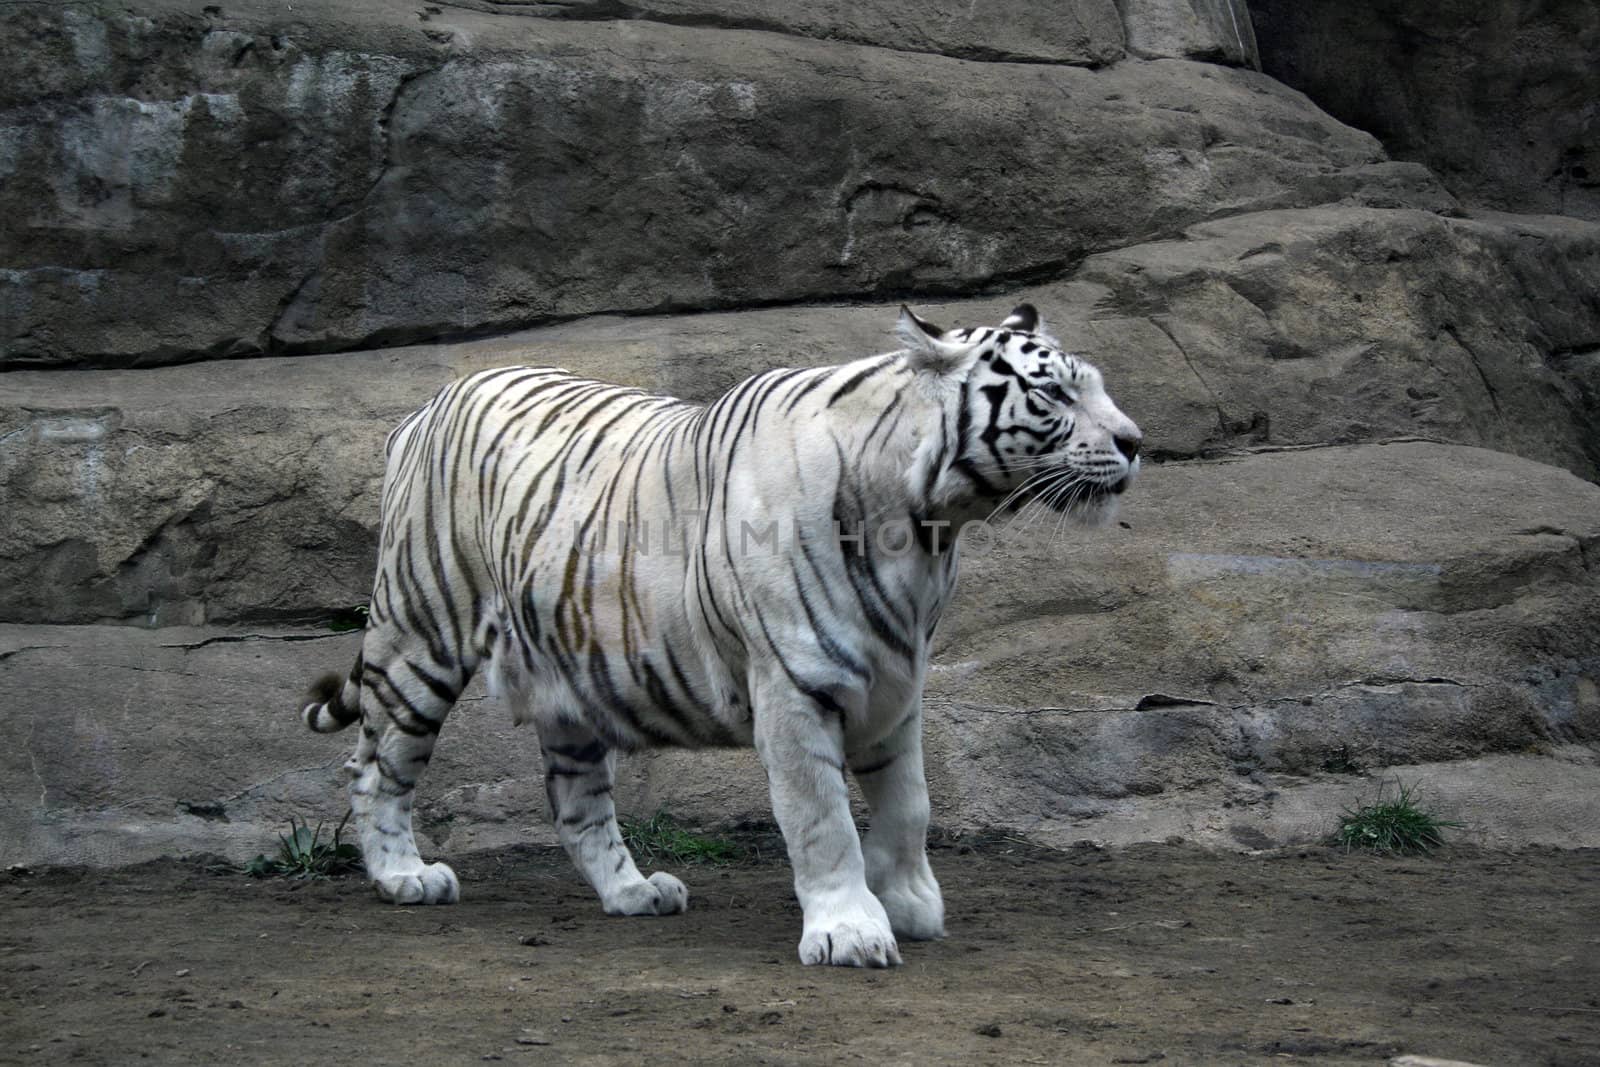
[933,442,1600,787]
[6,207,1598,627]
[4,0,1597,872]
[4,441,1597,866]
[1058,207,1600,479]
[1117,0,1259,67]
[440,0,1129,67]
[2,0,1423,368]
[1048,749,1600,852]
[1250,0,1600,220]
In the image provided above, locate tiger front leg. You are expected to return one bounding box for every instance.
[851,706,945,942]
[538,724,688,917]
[754,677,901,968]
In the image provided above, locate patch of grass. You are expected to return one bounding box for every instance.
[328,605,369,633]
[620,810,742,867]
[1333,780,1461,855]
[246,815,362,879]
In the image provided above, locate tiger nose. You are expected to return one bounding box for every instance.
[1115,433,1142,461]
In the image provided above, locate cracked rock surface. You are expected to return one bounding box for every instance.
[6,207,1600,626]
[3,0,1599,864]
[4,0,1418,367]
[929,442,1600,846]
[4,442,1598,864]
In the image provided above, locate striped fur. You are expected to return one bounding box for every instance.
[300,304,1141,966]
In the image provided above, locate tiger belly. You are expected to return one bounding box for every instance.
[483,556,752,752]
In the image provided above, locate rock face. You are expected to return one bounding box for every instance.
[442,0,1131,66]
[933,443,1600,804]
[3,0,1599,865]
[3,0,1424,368]
[6,208,1599,626]
[1117,0,1258,66]
[1064,209,1600,478]
[1250,0,1600,220]
[7,442,1599,866]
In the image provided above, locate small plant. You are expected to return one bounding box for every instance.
[1333,780,1461,854]
[328,605,370,633]
[1321,744,1365,775]
[620,810,742,867]
[246,814,363,879]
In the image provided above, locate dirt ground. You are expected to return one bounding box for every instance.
[3,834,1597,1067]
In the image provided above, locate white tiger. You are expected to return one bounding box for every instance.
[300,304,1141,967]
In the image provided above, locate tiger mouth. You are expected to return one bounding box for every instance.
[999,470,1132,514]
[1030,473,1130,512]
[1081,474,1133,500]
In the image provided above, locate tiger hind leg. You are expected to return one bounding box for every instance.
[342,636,470,905]
[538,721,688,917]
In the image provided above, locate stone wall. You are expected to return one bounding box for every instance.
[3,0,1599,866]
[7,208,1600,627]
[3,0,1377,368]
[1250,0,1600,221]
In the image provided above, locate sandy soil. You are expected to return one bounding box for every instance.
[3,835,1597,1066]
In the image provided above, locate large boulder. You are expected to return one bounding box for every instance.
[930,440,1600,847]
[932,442,1600,789]
[1061,208,1600,478]
[2,0,1432,368]
[1250,0,1600,220]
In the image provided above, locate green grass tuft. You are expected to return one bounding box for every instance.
[328,605,370,633]
[1333,780,1461,855]
[246,814,363,879]
[620,810,742,867]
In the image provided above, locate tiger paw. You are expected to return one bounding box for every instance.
[798,901,902,968]
[874,861,945,941]
[373,861,460,905]
[602,871,689,916]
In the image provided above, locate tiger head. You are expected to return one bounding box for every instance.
[899,303,1142,527]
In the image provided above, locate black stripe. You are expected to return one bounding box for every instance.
[364,661,444,734]
[826,357,893,407]
[750,603,851,727]
[790,558,871,680]
[850,754,898,776]
[546,740,609,764]
[782,367,834,413]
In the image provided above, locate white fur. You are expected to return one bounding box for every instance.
[309,307,1141,969]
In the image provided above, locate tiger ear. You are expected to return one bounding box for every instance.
[1001,303,1040,333]
[1003,302,1064,347]
[897,306,974,375]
